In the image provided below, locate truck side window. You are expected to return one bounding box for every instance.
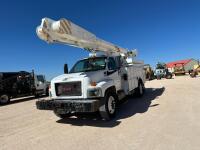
[115,56,122,69]
[108,57,117,70]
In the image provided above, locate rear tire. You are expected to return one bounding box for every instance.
[99,91,117,120]
[166,74,172,79]
[135,81,145,97]
[0,94,10,105]
[34,94,39,98]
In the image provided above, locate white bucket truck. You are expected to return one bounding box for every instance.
[36,18,145,120]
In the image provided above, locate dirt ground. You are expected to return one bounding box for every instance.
[0,76,200,150]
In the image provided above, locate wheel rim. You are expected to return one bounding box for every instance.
[0,95,9,103]
[108,96,116,114]
[139,84,143,94]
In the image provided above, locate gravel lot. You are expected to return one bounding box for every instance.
[0,76,200,150]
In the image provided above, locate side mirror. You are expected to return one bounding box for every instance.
[64,64,68,74]
[123,74,128,80]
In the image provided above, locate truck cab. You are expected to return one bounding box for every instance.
[0,71,49,104]
[35,75,49,96]
[50,56,122,99]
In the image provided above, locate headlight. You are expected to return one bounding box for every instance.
[87,88,102,98]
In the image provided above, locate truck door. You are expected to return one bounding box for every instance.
[107,57,121,91]
[35,75,46,93]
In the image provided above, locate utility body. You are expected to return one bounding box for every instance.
[36,18,145,120]
[0,71,49,104]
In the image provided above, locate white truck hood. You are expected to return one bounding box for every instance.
[51,71,106,83]
[50,70,107,99]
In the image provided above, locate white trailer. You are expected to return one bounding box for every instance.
[36,18,145,120]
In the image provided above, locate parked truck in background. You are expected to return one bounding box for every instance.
[144,64,155,80]
[174,63,186,76]
[0,71,49,104]
[190,61,200,78]
[155,62,172,80]
[35,18,146,120]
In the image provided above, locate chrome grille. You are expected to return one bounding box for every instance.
[55,82,81,96]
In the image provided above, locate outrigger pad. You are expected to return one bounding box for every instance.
[36,99,54,110]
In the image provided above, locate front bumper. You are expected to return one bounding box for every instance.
[36,99,100,113]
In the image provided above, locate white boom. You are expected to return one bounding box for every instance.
[36,18,130,54]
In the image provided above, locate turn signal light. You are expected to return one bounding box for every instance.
[90,82,97,86]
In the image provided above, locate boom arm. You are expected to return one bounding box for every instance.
[36,18,128,54]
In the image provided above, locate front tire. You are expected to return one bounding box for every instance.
[53,109,72,119]
[190,72,197,78]
[99,92,117,120]
[157,75,161,80]
[45,88,49,96]
[0,94,10,105]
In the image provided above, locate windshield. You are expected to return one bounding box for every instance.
[70,57,106,73]
[37,75,45,83]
